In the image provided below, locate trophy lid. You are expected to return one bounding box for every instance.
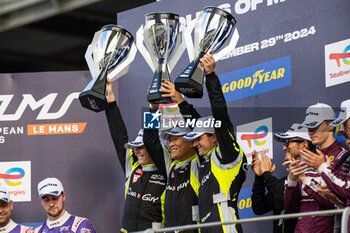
[145,12,179,21]
[101,24,134,42]
[203,6,236,25]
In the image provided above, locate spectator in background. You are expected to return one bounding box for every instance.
[331,99,350,149]
[0,186,34,233]
[35,177,96,233]
[299,102,350,205]
[301,100,350,231]
[285,103,348,233]
[251,123,309,233]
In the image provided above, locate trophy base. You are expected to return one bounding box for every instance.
[175,78,203,98]
[79,90,108,112]
[147,92,173,104]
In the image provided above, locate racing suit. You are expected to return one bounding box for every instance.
[316,141,350,231]
[179,73,247,233]
[34,211,95,233]
[0,220,34,233]
[251,173,296,233]
[284,166,335,233]
[143,126,200,233]
[105,102,166,233]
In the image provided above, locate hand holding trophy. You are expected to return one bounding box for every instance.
[175,6,239,98]
[136,12,186,104]
[79,25,136,112]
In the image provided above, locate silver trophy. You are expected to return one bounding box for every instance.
[79,24,137,112]
[136,12,186,104]
[175,6,239,98]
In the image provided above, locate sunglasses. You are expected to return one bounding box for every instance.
[284,139,305,146]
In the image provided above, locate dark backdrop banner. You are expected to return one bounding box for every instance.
[0,71,124,232]
[0,0,350,232]
[118,0,350,232]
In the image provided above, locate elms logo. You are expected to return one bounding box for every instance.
[237,118,273,164]
[325,38,350,87]
[219,56,291,103]
[0,161,31,202]
[0,92,87,141]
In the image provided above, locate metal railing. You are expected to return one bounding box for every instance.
[135,208,350,233]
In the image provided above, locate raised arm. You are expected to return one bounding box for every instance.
[143,102,171,178]
[203,54,244,164]
[105,78,129,172]
[160,80,201,124]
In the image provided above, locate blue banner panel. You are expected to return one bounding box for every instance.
[219,56,291,102]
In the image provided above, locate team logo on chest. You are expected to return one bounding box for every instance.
[170,167,176,179]
[133,168,144,183]
[59,226,70,232]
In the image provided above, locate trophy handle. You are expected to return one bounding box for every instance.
[167,17,187,73]
[212,28,240,62]
[136,24,156,72]
[107,42,137,82]
[184,18,197,62]
[85,44,100,79]
[85,30,101,79]
[85,30,102,79]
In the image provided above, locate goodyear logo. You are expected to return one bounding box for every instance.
[237,187,255,219]
[219,56,291,102]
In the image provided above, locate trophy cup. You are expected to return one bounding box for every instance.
[79,24,137,112]
[136,12,186,104]
[175,6,239,98]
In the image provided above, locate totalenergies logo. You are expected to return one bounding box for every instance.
[329,44,350,67]
[0,167,25,186]
[240,125,268,148]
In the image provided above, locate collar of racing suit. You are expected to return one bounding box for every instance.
[46,211,71,229]
[141,164,158,172]
[319,140,338,157]
[0,219,16,233]
[204,147,216,160]
[173,154,197,169]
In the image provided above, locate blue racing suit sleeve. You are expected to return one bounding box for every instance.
[76,219,97,233]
